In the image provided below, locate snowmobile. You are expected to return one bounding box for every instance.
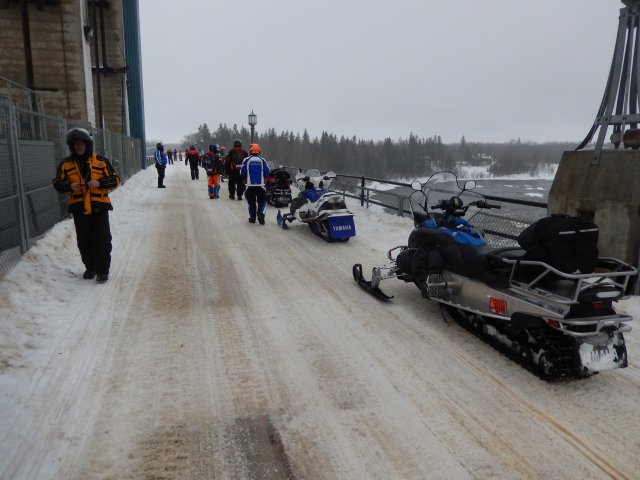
[277,168,356,242]
[353,171,637,380]
[265,164,293,207]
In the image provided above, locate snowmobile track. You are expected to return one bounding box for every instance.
[444,306,589,382]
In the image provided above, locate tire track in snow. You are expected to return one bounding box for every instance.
[264,213,635,479]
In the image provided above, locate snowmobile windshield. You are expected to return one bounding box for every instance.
[410,171,482,221]
[410,171,458,216]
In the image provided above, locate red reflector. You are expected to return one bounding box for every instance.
[547,319,561,328]
[592,302,605,309]
[489,297,507,315]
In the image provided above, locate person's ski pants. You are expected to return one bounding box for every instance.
[227,171,245,198]
[73,211,112,275]
[208,174,221,196]
[245,186,267,221]
[156,164,166,187]
[190,166,199,180]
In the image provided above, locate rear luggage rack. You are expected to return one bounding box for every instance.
[546,314,633,338]
[502,257,637,304]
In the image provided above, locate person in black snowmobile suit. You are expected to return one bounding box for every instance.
[224,139,248,200]
[185,145,201,180]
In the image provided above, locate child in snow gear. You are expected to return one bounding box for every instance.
[202,144,224,198]
[241,143,270,224]
[185,145,201,180]
[224,139,247,200]
[154,142,168,187]
[52,127,120,282]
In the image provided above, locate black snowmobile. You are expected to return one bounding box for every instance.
[265,164,293,207]
[353,171,637,380]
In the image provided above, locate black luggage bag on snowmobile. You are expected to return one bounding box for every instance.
[395,228,452,281]
[517,214,599,274]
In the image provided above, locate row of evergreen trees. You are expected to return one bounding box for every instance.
[175,123,576,178]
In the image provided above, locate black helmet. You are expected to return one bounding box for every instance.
[233,138,242,147]
[190,145,195,150]
[66,127,93,152]
[156,142,164,150]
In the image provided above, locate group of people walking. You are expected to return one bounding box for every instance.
[53,129,272,285]
[154,138,270,224]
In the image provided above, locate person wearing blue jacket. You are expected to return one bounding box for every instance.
[240,144,270,224]
[154,142,168,188]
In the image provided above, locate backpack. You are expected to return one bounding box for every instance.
[518,214,599,273]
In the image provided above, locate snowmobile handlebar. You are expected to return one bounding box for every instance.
[428,197,501,218]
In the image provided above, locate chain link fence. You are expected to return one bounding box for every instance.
[331,178,544,248]
[0,86,144,277]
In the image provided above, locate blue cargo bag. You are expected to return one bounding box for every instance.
[327,215,356,240]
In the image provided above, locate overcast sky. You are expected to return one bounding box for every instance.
[138,0,622,145]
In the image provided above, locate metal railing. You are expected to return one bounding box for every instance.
[0,79,144,277]
[281,166,548,248]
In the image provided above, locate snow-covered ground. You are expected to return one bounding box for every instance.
[1,166,639,479]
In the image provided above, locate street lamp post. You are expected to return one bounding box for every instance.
[248,110,257,144]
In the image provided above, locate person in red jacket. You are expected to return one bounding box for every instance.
[185,145,201,180]
[202,144,224,198]
[224,139,248,200]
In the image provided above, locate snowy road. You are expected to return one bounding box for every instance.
[1,166,639,479]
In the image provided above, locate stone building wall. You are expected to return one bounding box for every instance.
[91,0,128,133]
[0,0,129,135]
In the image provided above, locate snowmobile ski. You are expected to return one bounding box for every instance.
[353,264,394,300]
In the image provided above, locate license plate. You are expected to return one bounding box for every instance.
[578,342,620,372]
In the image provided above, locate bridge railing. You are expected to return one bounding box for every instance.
[280,166,548,247]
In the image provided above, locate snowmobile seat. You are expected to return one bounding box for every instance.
[485,247,526,261]
[436,244,527,279]
[302,188,325,203]
[439,243,489,277]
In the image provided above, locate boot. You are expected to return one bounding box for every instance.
[83,270,96,279]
